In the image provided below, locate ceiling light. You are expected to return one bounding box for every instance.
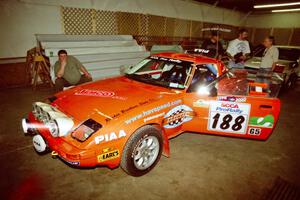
[272,8,300,12]
[254,2,300,9]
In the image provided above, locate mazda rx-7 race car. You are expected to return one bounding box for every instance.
[22,53,281,176]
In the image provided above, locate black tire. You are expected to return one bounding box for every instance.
[285,73,298,90]
[120,125,163,177]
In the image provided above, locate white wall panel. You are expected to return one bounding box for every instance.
[37,34,133,42]
[246,13,300,28]
[0,0,62,58]
[84,58,145,71]
[45,46,146,57]
[1,0,247,58]
[49,52,150,64]
[41,40,137,49]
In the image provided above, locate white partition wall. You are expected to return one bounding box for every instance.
[36,34,150,81]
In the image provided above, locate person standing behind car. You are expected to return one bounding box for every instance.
[201,31,224,59]
[54,50,92,92]
[226,29,251,68]
[256,36,279,84]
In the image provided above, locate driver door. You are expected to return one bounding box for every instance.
[183,64,218,133]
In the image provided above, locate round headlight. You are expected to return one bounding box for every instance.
[36,107,43,120]
[32,104,38,114]
[47,120,59,137]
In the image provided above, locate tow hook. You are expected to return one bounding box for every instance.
[51,151,58,158]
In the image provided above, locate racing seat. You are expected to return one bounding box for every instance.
[161,66,187,84]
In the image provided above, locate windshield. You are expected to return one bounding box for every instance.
[125,56,192,89]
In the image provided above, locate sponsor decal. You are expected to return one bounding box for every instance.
[144,112,165,122]
[249,115,274,128]
[150,56,182,63]
[193,99,210,107]
[125,99,182,124]
[163,105,194,129]
[97,149,120,162]
[208,101,250,134]
[217,96,246,103]
[169,82,185,89]
[105,98,158,122]
[215,102,244,114]
[75,89,126,100]
[201,27,231,33]
[194,49,209,54]
[94,130,126,144]
[248,127,262,136]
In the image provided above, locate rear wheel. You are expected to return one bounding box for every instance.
[285,73,298,90]
[120,125,163,176]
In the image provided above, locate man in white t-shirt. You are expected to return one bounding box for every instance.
[226,29,251,68]
[256,36,279,85]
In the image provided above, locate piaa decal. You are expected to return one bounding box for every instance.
[95,130,126,144]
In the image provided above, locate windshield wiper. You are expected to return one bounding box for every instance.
[125,73,170,88]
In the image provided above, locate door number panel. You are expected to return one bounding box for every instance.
[208,101,251,134]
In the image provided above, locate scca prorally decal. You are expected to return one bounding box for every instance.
[75,89,127,100]
[208,101,250,134]
[217,96,246,103]
[125,99,182,124]
[163,105,194,129]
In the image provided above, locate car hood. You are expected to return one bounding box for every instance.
[245,57,293,69]
[52,76,177,122]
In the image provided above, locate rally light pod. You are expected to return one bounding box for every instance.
[47,111,74,137]
[55,117,74,137]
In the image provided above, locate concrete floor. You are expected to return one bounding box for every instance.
[0,86,300,200]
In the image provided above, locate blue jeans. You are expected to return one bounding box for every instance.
[228,61,244,69]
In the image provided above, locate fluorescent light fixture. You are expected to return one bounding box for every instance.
[254,2,300,9]
[272,8,300,12]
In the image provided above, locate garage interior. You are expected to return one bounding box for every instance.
[1,0,300,199]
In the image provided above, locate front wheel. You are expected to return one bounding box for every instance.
[120,125,163,176]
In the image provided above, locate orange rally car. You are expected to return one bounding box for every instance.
[22,53,281,176]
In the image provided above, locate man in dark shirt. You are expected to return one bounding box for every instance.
[54,50,92,92]
[201,31,224,59]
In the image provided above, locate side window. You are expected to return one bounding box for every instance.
[217,70,248,96]
[187,64,217,93]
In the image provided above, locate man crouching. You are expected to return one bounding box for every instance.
[54,50,92,92]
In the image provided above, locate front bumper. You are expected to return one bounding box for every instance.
[23,112,98,167]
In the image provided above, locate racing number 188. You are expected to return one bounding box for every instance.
[212,113,245,131]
